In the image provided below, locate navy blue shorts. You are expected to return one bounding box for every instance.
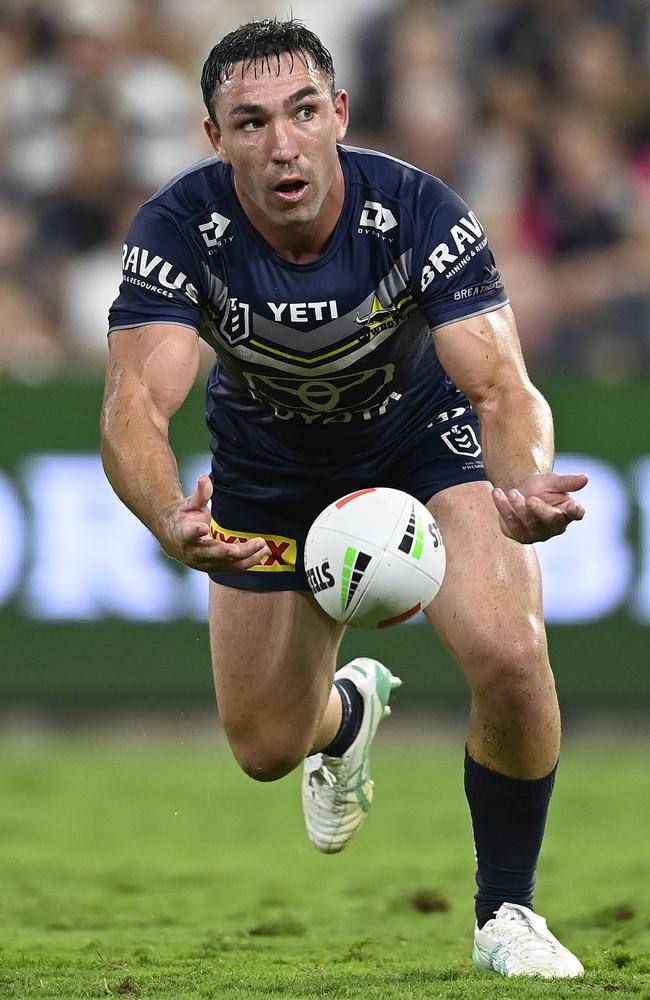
[208,400,486,591]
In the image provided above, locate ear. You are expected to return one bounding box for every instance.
[203,117,230,164]
[333,90,349,142]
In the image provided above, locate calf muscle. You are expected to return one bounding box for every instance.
[424,481,560,778]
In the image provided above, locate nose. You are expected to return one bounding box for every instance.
[269,119,299,164]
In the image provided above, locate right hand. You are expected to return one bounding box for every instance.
[160,475,270,572]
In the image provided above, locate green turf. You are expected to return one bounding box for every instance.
[0,728,648,999]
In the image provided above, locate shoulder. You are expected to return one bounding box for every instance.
[118,157,234,303]
[125,155,235,271]
[340,144,452,212]
[136,155,232,228]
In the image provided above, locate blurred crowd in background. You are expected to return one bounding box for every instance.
[1,0,649,382]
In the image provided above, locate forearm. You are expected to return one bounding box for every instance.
[100,390,184,544]
[475,382,555,491]
[434,308,585,541]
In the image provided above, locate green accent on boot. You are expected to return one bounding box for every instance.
[347,661,369,679]
[373,662,393,708]
[473,942,509,976]
[356,782,373,812]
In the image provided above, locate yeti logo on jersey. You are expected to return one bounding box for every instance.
[267,300,339,324]
[359,200,398,233]
[198,212,231,246]
[421,211,486,291]
[441,423,482,458]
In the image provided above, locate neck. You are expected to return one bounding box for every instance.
[258,219,334,265]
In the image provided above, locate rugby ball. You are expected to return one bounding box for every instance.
[304,487,446,628]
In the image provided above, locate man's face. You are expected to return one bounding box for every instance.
[204,53,348,230]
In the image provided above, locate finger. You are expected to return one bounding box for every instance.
[192,539,271,573]
[491,487,513,517]
[555,498,586,521]
[219,537,270,562]
[194,536,270,562]
[181,474,213,512]
[508,488,556,538]
[525,496,569,534]
[508,487,545,528]
[231,549,273,571]
[492,488,525,537]
[199,474,213,499]
[549,473,589,493]
[494,488,561,543]
[492,487,518,521]
[507,488,529,517]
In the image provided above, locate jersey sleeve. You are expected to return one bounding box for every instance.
[412,181,509,330]
[108,203,203,334]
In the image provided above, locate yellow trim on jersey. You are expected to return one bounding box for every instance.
[248,337,362,365]
[248,293,414,365]
[210,518,297,572]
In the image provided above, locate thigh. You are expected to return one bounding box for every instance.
[423,481,548,681]
[209,581,345,742]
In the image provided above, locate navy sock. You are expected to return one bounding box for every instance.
[320,679,364,756]
[464,748,557,928]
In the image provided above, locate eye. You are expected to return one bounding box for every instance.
[241,119,263,132]
[296,106,316,121]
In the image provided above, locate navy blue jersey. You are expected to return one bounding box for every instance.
[109,145,508,461]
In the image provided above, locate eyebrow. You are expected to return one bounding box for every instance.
[228,85,321,119]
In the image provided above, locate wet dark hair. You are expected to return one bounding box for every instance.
[201,18,336,124]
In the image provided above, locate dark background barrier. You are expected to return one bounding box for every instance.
[1,376,648,707]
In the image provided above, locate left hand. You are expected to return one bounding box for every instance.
[492,472,588,544]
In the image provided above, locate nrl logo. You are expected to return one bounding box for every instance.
[441,423,482,458]
[205,296,250,346]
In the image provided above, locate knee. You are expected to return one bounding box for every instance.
[229,733,311,782]
[468,626,555,711]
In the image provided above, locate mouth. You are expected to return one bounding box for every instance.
[272,178,309,203]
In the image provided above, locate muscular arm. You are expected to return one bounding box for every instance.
[434,305,552,488]
[433,305,587,542]
[101,324,268,571]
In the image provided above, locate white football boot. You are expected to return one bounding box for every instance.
[473,902,584,978]
[302,658,401,854]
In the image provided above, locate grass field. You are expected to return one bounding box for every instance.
[1,721,648,999]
